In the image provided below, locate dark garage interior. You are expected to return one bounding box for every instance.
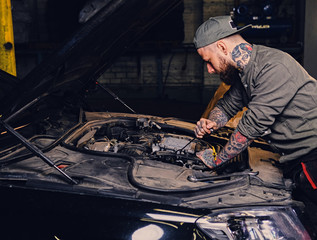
[1,0,317,239]
[6,0,311,121]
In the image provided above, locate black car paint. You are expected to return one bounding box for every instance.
[0,186,204,240]
[0,113,300,239]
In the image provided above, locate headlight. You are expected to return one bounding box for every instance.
[196,206,311,240]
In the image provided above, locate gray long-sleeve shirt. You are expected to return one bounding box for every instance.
[216,44,317,163]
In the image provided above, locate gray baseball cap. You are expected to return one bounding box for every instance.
[193,16,251,49]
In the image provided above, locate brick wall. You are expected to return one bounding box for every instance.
[98,0,238,104]
[98,0,296,103]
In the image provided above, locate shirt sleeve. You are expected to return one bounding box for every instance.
[216,80,247,120]
[237,62,298,139]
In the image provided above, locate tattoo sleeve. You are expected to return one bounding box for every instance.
[217,128,252,162]
[208,107,229,129]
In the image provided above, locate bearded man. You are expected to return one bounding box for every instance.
[193,16,317,200]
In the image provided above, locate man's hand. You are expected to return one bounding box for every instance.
[195,107,229,138]
[194,118,217,138]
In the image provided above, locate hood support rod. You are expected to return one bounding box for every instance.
[0,119,78,185]
[95,81,136,113]
[4,94,45,122]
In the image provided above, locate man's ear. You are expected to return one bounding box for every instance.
[216,40,228,55]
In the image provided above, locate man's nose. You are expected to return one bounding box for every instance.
[206,62,215,74]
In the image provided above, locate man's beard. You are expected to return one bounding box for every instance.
[218,57,239,85]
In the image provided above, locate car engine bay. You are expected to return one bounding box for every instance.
[64,117,244,172]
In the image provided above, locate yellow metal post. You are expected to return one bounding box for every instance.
[0,0,16,76]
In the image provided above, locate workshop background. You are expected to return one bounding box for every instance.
[6,0,317,121]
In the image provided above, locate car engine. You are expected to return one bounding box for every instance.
[67,117,244,171]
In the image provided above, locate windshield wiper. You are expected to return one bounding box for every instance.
[0,118,78,185]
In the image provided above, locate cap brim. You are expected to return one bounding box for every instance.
[235,24,252,35]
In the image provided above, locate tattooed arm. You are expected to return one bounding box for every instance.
[194,107,228,138]
[195,108,251,167]
[195,117,252,168]
[216,128,252,163]
[208,107,228,128]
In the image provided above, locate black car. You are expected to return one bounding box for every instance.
[0,1,315,239]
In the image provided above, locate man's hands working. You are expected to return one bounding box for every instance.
[194,118,217,138]
[194,107,228,138]
[194,107,252,170]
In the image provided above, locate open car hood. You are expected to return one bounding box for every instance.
[0,0,182,118]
